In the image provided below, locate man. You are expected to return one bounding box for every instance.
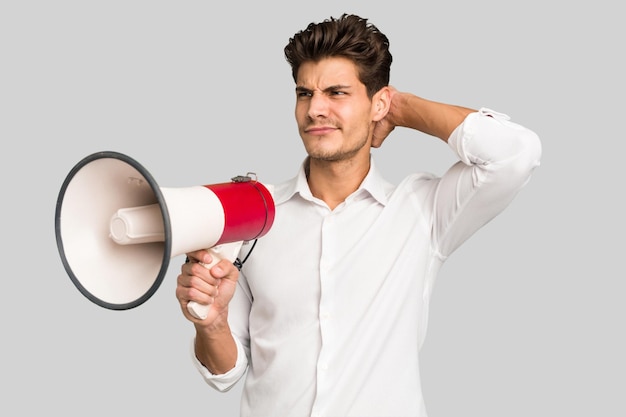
[176,13,542,417]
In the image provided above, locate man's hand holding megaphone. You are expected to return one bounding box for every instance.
[177,248,241,325]
[177,248,243,374]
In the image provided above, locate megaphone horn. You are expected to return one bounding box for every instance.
[55,151,275,318]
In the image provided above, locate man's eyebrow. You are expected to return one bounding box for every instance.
[295,84,352,92]
[324,84,351,91]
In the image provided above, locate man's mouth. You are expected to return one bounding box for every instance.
[305,126,338,135]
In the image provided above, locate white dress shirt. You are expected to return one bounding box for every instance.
[191,108,542,417]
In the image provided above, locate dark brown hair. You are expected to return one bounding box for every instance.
[284,14,392,98]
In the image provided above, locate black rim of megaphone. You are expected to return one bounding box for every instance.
[55,151,172,310]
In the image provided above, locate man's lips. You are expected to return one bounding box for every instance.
[305,126,338,135]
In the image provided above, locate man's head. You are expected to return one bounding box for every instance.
[285,14,393,166]
[284,14,392,99]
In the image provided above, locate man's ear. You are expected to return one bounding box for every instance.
[372,86,391,122]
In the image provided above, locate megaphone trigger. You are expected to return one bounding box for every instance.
[187,240,245,320]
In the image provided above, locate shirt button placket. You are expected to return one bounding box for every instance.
[314,213,336,414]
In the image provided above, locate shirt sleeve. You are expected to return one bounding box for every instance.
[433,107,542,258]
[190,333,248,392]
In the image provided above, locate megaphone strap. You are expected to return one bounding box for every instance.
[234,239,258,270]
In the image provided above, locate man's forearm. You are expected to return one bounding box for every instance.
[394,93,475,142]
[194,325,238,375]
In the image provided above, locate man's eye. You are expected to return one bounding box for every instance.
[331,91,346,96]
[297,91,312,98]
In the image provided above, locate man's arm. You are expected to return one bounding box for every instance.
[371,86,476,146]
[435,107,542,257]
[177,251,241,374]
[372,86,542,257]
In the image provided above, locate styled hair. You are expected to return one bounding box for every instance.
[284,13,392,98]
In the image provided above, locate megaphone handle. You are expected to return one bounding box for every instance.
[187,241,244,320]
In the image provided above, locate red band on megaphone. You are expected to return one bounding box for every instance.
[205,181,275,244]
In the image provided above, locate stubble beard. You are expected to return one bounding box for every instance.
[305,125,372,163]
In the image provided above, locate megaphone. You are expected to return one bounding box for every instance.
[55,151,275,319]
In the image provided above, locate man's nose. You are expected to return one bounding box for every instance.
[307,93,330,118]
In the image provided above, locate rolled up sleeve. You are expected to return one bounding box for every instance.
[435,108,542,257]
[190,334,249,392]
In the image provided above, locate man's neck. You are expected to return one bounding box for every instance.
[306,155,371,210]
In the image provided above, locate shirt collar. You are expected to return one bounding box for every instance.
[273,156,390,207]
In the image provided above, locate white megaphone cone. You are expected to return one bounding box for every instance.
[55,151,275,319]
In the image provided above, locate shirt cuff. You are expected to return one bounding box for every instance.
[190,335,248,392]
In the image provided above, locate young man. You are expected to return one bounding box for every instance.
[176,13,542,417]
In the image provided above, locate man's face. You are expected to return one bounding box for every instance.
[294,57,377,162]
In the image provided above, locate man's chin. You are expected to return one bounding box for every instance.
[307,152,339,162]
[304,142,340,160]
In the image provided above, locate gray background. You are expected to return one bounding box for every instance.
[2,1,624,416]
